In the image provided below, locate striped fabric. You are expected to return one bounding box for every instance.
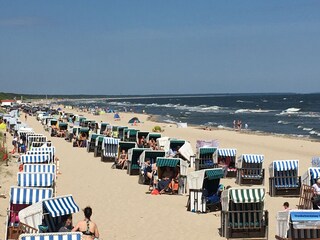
[242,154,264,163]
[44,195,79,217]
[274,170,298,188]
[10,186,53,204]
[20,154,50,164]
[230,188,265,203]
[156,158,180,167]
[273,160,298,171]
[19,232,82,240]
[27,147,55,161]
[103,137,120,145]
[218,148,237,157]
[17,173,54,187]
[310,168,320,181]
[102,137,120,157]
[199,147,217,155]
[205,168,224,180]
[23,164,56,174]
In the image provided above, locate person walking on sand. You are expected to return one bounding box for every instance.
[25,113,27,122]
[72,206,99,239]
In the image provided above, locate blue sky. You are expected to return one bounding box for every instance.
[0,1,319,95]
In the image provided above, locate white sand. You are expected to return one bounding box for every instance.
[1,108,319,240]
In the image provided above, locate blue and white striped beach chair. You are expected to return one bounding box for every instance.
[18,195,80,233]
[20,154,51,164]
[217,148,237,177]
[27,146,55,162]
[5,187,53,240]
[269,160,300,196]
[23,164,56,175]
[17,172,55,188]
[236,154,265,185]
[101,137,120,162]
[19,232,83,240]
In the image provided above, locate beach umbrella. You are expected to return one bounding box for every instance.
[128,117,140,124]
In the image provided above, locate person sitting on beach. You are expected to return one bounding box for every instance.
[72,206,99,240]
[78,132,87,147]
[59,215,73,232]
[283,202,290,211]
[158,166,175,194]
[118,149,128,169]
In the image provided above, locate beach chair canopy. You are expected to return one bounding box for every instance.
[119,141,137,150]
[102,137,120,146]
[19,195,80,231]
[89,133,101,141]
[241,154,265,163]
[302,167,320,185]
[127,129,139,137]
[95,136,104,146]
[188,168,224,190]
[23,164,56,175]
[156,137,170,151]
[10,186,53,204]
[19,232,83,240]
[156,157,188,176]
[271,160,299,174]
[128,117,140,123]
[42,195,79,217]
[20,154,50,164]
[128,148,148,161]
[199,147,217,155]
[17,173,55,187]
[146,132,161,142]
[79,127,89,133]
[222,187,265,211]
[179,141,194,161]
[217,148,237,157]
[58,122,68,128]
[139,150,166,165]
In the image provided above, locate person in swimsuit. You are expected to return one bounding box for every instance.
[72,206,99,239]
[118,149,128,169]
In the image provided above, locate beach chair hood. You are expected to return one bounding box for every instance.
[10,186,53,204]
[237,154,264,168]
[178,141,194,161]
[187,168,224,190]
[17,172,55,187]
[139,150,166,166]
[221,187,265,211]
[19,195,79,230]
[156,137,170,152]
[269,160,299,177]
[156,157,188,176]
[302,167,320,185]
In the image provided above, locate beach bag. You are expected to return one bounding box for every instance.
[312,195,320,205]
[151,189,160,195]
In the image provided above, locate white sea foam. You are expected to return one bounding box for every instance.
[303,128,313,131]
[278,120,290,125]
[235,109,272,114]
[279,107,300,115]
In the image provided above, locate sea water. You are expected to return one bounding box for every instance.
[60,93,320,140]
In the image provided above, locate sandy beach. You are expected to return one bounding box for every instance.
[1,107,320,240]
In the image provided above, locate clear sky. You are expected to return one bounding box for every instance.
[0,1,319,95]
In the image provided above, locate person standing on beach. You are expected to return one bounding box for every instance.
[72,206,99,239]
[25,113,27,121]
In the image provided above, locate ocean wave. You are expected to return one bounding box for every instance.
[235,109,273,114]
[236,100,253,103]
[278,120,290,125]
[280,107,300,115]
[309,130,319,135]
[303,128,313,131]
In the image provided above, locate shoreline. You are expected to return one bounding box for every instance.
[144,112,320,143]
